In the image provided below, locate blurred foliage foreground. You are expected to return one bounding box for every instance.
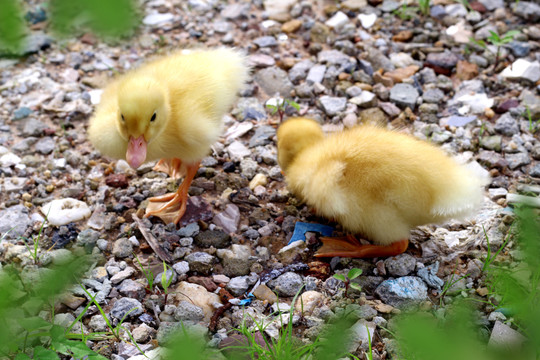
[0,207,537,359]
[0,0,140,55]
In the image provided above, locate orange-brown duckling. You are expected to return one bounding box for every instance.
[88,48,250,224]
[277,117,487,258]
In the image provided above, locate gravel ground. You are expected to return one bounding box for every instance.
[1,0,539,359]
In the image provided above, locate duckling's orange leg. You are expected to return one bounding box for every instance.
[314,235,409,258]
[144,161,199,225]
[153,158,185,179]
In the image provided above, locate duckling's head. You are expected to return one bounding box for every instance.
[277,117,325,173]
[116,76,170,168]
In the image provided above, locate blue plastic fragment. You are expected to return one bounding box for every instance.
[237,293,255,306]
[288,222,334,245]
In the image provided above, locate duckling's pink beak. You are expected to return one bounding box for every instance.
[126,135,147,169]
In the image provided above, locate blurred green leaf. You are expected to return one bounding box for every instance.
[33,346,60,360]
[49,0,140,39]
[333,274,346,282]
[0,0,26,55]
[350,283,363,292]
[347,268,363,280]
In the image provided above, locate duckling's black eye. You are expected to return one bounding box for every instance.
[121,114,125,122]
[150,112,156,122]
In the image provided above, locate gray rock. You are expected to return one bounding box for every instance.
[478,0,503,10]
[112,238,133,258]
[110,267,136,284]
[268,272,303,297]
[374,276,428,308]
[76,228,100,248]
[132,324,154,343]
[22,118,47,136]
[174,300,204,322]
[0,205,32,239]
[177,222,200,238]
[34,137,55,154]
[426,51,459,72]
[156,268,178,288]
[306,65,327,84]
[529,163,540,177]
[88,314,108,332]
[22,32,52,55]
[213,204,241,234]
[253,36,277,48]
[513,1,540,22]
[470,54,489,68]
[185,252,215,275]
[384,254,416,277]
[227,141,251,160]
[254,67,294,96]
[194,229,230,248]
[366,47,395,72]
[390,83,419,109]
[488,321,526,348]
[289,60,315,83]
[110,298,143,320]
[422,88,445,103]
[249,125,276,148]
[240,158,258,179]
[226,274,258,296]
[173,261,190,276]
[221,2,249,20]
[505,152,531,170]
[507,41,530,58]
[117,279,146,300]
[494,113,520,136]
[381,0,401,11]
[318,50,353,67]
[417,262,444,289]
[319,96,347,116]
[234,97,266,122]
[217,244,252,277]
[480,136,502,152]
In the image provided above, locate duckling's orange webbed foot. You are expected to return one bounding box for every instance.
[314,235,409,258]
[145,162,199,224]
[153,158,185,179]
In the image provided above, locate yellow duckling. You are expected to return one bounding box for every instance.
[277,117,486,258]
[88,48,250,225]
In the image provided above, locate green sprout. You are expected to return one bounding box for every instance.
[418,0,430,16]
[469,30,520,70]
[333,268,363,298]
[266,98,300,123]
[134,254,155,292]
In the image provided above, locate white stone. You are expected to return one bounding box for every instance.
[390,52,415,68]
[263,0,298,21]
[0,152,21,167]
[455,93,494,114]
[501,59,540,83]
[175,281,222,322]
[41,198,91,226]
[143,13,174,26]
[224,121,253,142]
[358,13,377,29]
[2,177,27,193]
[446,21,473,44]
[227,141,251,160]
[325,11,349,29]
[88,89,103,105]
[294,290,324,315]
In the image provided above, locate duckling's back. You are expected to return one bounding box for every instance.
[286,124,485,245]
